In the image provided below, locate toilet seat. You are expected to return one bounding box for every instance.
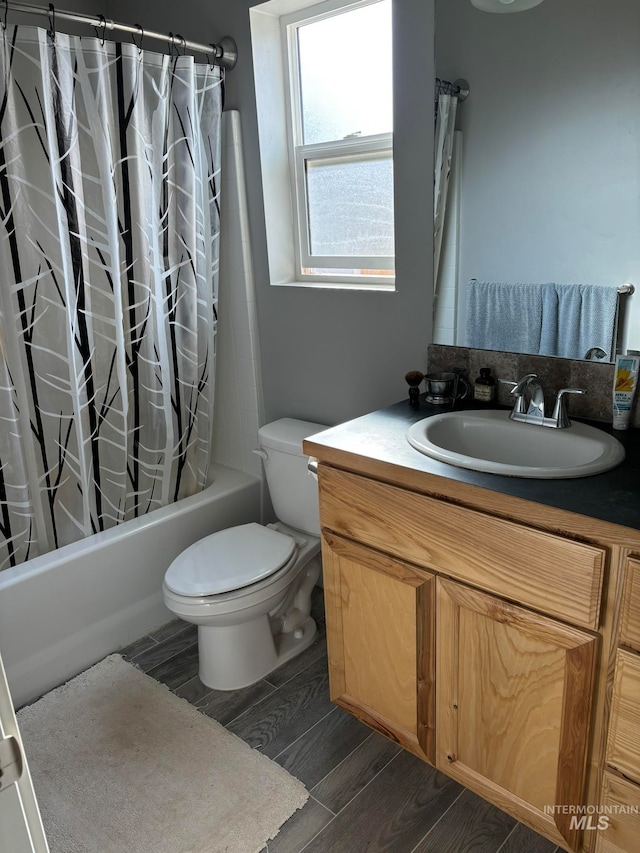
[164,522,297,597]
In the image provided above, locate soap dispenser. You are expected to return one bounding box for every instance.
[473,367,495,403]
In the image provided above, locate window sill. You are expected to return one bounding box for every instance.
[271,279,397,293]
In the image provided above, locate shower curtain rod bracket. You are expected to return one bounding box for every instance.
[215,36,237,70]
[453,78,470,102]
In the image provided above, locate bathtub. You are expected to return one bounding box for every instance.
[0,464,262,708]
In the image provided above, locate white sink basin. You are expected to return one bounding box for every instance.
[406,409,625,479]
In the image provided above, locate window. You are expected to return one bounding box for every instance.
[284,0,394,284]
[250,0,394,290]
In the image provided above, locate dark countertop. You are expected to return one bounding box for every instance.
[305,396,640,532]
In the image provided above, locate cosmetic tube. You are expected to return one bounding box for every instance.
[612,354,640,430]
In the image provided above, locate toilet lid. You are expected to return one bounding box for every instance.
[164,523,296,596]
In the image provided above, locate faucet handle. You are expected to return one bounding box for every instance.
[497,380,517,407]
[498,376,530,414]
[552,387,587,428]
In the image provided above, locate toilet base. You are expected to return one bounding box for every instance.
[275,615,317,666]
[197,614,317,691]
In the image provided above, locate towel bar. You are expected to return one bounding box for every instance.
[469,279,634,295]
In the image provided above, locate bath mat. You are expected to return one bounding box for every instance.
[17,654,308,853]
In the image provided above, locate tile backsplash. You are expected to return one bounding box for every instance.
[427,344,640,428]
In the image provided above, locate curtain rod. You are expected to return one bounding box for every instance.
[436,77,470,103]
[1,1,238,68]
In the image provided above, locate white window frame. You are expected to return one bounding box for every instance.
[280,0,395,286]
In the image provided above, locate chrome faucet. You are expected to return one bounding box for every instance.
[505,373,586,428]
[510,373,545,421]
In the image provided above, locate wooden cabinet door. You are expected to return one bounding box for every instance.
[595,772,640,853]
[321,531,435,764]
[607,649,640,785]
[620,558,640,651]
[436,578,598,851]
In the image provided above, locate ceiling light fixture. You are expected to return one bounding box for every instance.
[471,0,544,13]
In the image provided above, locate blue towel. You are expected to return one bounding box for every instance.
[542,283,619,361]
[466,281,619,359]
[465,281,545,353]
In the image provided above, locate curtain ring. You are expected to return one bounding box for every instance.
[131,24,143,54]
[47,3,55,41]
[1,0,8,31]
[94,14,106,47]
[168,32,176,59]
[174,34,186,56]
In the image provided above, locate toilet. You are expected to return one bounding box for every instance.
[162,418,326,690]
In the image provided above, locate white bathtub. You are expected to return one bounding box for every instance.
[0,464,262,708]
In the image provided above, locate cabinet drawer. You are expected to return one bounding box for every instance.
[595,772,640,853]
[620,558,640,650]
[607,649,640,784]
[318,466,605,629]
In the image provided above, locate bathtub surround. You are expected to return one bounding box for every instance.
[427,343,640,427]
[0,465,261,708]
[17,654,307,852]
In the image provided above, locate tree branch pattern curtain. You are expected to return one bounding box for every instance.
[0,26,222,570]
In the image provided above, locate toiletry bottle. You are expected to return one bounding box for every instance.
[612,354,639,429]
[473,367,495,403]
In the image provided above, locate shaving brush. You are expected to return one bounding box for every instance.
[404,370,424,407]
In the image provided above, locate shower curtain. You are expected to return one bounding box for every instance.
[433,92,458,291]
[0,26,223,569]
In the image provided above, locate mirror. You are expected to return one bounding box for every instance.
[433,0,640,360]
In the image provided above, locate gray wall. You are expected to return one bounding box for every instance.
[436,0,640,350]
[105,0,435,427]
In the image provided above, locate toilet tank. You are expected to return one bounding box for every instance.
[258,418,327,536]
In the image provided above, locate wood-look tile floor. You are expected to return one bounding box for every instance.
[119,587,561,853]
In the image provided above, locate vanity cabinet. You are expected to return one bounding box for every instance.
[596,774,640,853]
[315,462,605,853]
[437,577,597,850]
[606,650,640,783]
[619,557,640,651]
[322,531,435,763]
[596,558,640,852]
